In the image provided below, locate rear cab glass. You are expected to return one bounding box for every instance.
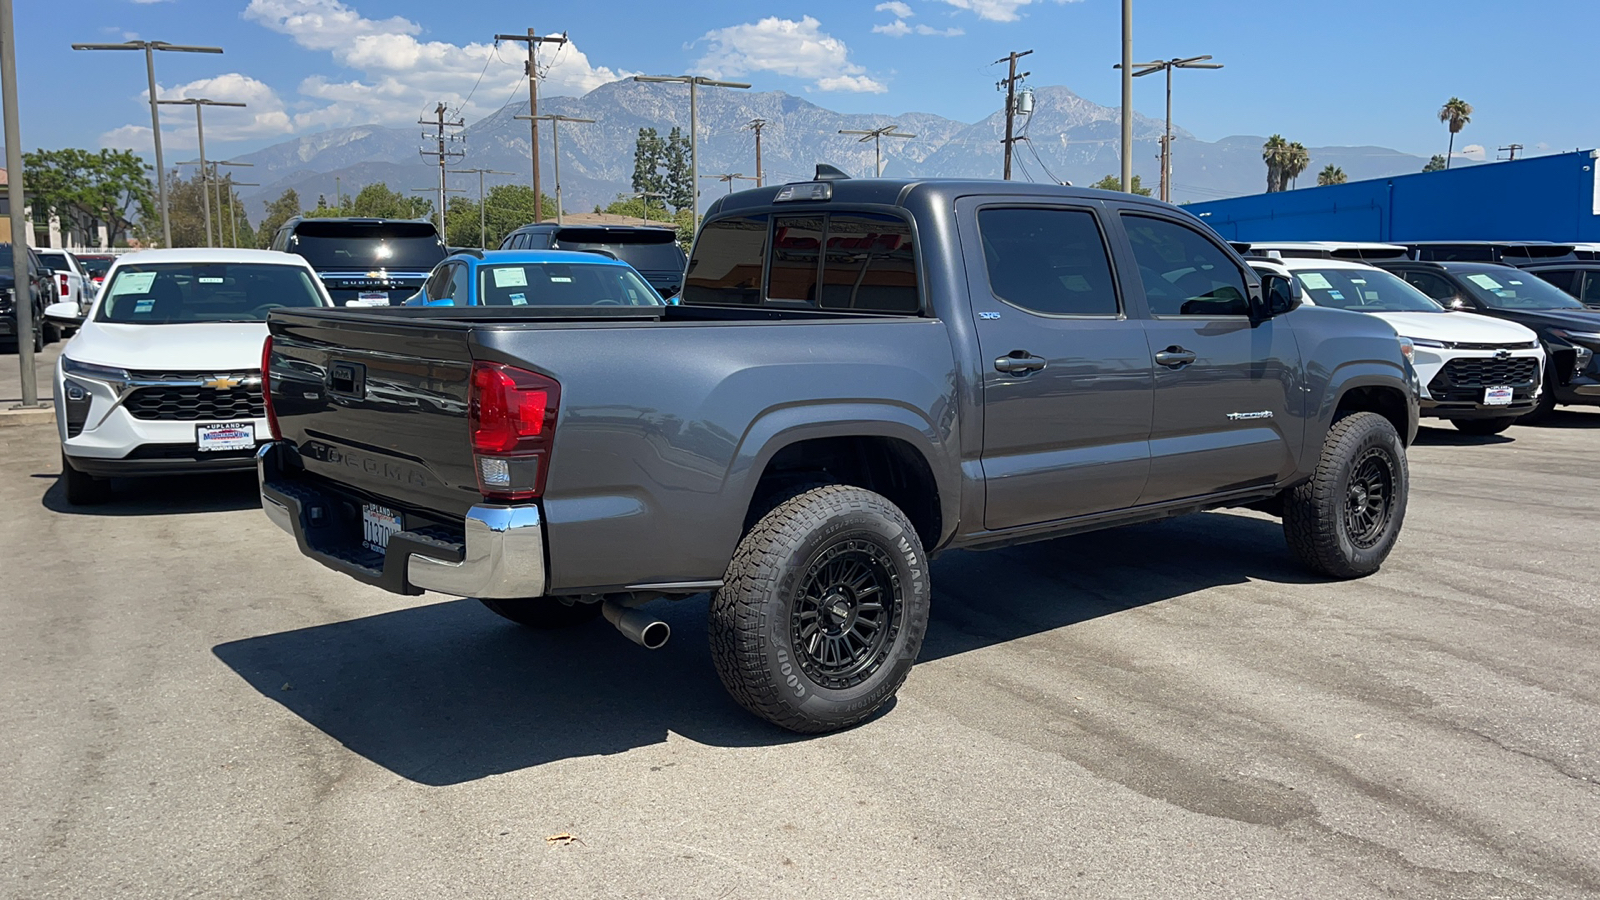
[684,209,920,314]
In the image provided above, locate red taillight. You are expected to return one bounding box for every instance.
[261,335,281,440]
[468,361,560,500]
[58,274,69,297]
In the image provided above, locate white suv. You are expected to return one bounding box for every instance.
[1248,254,1544,435]
[55,249,332,504]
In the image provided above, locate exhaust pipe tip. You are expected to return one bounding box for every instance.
[602,599,671,650]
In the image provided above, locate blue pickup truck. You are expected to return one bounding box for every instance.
[258,172,1419,734]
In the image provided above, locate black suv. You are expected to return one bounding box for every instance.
[499,223,685,299]
[1402,241,1578,266]
[0,244,57,352]
[1375,258,1600,421]
[270,217,447,307]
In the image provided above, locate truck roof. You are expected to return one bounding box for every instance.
[707,176,1183,218]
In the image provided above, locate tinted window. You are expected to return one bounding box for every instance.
[446,263,472,302]
[1531,270,1575,293]
[819,213,918,313]
[683,214,769,306]
[423,265,452,302]
[1453,266,1585,310]
[768,216,823,302]
[287,221,446,270]
[1581,273,1600,307]
[476,263,662,307]
[1290,267,1442,312]
[1123,215,1249,316]
[550,228,685,274]
[79,257,114,277]
[95,263,324,323]
[1399,270,1460,302]
[978,208,1119,316]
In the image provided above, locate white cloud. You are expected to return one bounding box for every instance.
[876,1,914,16]
[1457,144,1487,161]
[98,72,295,152]
[937,0,1079,23]
[695,16,886,93]
[240,0,628,130]
[873,20,912,37]
[874,2,964,38]
[915,24,964,36]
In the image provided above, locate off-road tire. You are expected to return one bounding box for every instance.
[1517,372,1558,425]
[1453,417,1516,436]
[61,453,110,505]
[478,597,603,628]
[710,485,931,734]
[1283,411,1408,579]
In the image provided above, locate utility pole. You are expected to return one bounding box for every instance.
[627,191,666,225]
[1115,55,1222,202]
[495,28,568,223]
[449,167,515,247]
[745,118,767,187]
[419,102,465,238]
[995,50,1033,180]
[2,0,42,406]
[160,98,245,247]
[633,75,751,232]
[838,125,916,178]
[335,176,341,209]
[518,114,593,225]
[177,156,252,247]
[72,39,224,247]
[703,173,756,195]
[1497,144,1524,161]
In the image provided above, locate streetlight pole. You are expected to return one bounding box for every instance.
[633,75,751,233]
[1115,55,1222,202]
[838,126,917,178]
[517,114,593,225]
[449,168,516,247]
[72,40,225,247]
[2,0,42,406]
[222,176,258,247]
[1119,0,1133,192]
[177,157,251,247]
[160,98,245,247]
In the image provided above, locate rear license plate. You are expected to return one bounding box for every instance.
[196,422,254,452]
[347,292,390,308]
[362,503,403,554]
[1484,385,1514,406]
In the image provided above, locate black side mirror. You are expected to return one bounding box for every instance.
[1256,273,1299,322]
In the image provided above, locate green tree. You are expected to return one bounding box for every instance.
[1262,134,1289,192]
[1284,142,1311,189]
[256,188,301,248]
[22,147,154,247]
[663,126,693,212]
[1089,173,1152,196]
[1316,164,1347,186]
[1422,154,1448,173]
[1438,97,1473,169]
[631,127,666,200]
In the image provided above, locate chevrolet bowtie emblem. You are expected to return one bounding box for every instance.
[203,375,242,390]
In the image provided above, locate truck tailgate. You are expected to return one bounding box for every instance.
[268,311,479,519]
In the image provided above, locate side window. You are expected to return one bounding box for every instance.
[499,233,516,250]
[682,213,769,306]
[819,213,919,313]
[447,263,473,302]
[1400,270,1457,302]
[1581,272,1600,307]
[978,207,1119,316]
[767,215,823,303]
[1531,269,1574,294]
[1121,215,1250,316]
[424,264,454,302]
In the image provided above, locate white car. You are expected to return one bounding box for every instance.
[55,248,333,504]
[1247,254,1544,435]
[36,249,94,322]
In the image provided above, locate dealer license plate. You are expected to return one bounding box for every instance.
[362,503,403,554]
[1484,385,1514,406]
[347,292,390,308]
[196,422,255,452]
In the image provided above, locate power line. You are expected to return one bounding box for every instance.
[419,102,466,237]
[494,27,569,223]
[994,49,1032,180]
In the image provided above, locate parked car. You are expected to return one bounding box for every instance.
[36,249,94,321]
[1244,249,1544,435]
[1374,259,1600,422]
[256,173,1419,734]
[1522,262,1600,309]
[499,223,686,299]
[55,249,332,504]
[76,253,116,291]
[269,217,446,307]
[404,249,666,308]
[0,243,58,351]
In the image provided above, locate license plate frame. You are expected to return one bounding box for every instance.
[362,503,403,554]
[1483,385,1514,406]
[195,421,255,452]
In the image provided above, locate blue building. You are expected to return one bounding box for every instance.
[1188,149,1600,244]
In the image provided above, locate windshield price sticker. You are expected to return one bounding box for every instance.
[113,271,157,295]
[1466,273,1503,290]
[492,267,529,288]
[1299,272,1334,290]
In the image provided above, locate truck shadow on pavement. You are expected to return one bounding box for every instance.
[213,510,1315,786]
[38,471,261,516]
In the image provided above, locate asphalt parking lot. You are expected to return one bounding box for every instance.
[3,401,1598,899]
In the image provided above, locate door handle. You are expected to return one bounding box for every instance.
[1154,346,1197,369]
[994,353,1047,375]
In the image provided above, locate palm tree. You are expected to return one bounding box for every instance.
[1316,164,1347,186]
[1438,97,1473,169]
[1284,142,1310,189]
[1262,134,1289,192]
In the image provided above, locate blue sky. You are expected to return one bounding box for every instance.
[14,0,1600,164]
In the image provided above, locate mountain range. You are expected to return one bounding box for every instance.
[232,80,1431,223]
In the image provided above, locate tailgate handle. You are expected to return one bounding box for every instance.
[329,362,366,396]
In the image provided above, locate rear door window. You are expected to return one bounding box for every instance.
[977,208,1119,316]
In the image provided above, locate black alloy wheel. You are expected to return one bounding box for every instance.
[1342,448,1395,550]
[791,539,902,691]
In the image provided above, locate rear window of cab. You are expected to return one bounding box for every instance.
[682,211,920,314]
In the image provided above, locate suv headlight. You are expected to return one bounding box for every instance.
[1397,336,1416,363]
[1550,328,1600,349]
[1402,336,1450,349]
[61,357,132,394]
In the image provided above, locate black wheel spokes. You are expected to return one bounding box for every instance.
[791,539,902,690]
[1344,449,1395,549]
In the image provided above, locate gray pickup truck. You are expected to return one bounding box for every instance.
[257,173,1419,733]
